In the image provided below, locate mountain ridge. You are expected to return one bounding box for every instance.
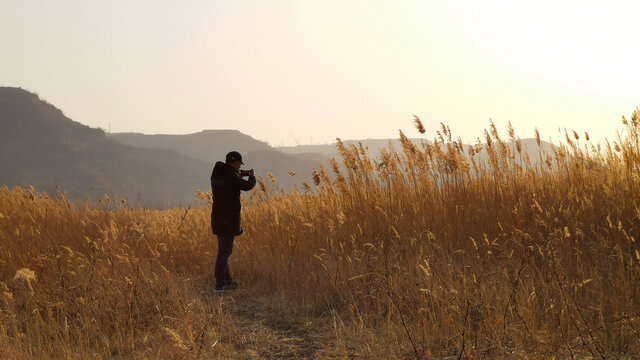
[107,130,323,190]
[1,87,560,208]
[0,87,209,207]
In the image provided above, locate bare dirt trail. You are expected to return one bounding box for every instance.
[195,283,347,359]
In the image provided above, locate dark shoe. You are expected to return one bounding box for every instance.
[215,280,240,291]
[215,283,231,291]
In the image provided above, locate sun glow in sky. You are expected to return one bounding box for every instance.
[1,1,638,146]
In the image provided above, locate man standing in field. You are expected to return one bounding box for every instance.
[210,151,256,291]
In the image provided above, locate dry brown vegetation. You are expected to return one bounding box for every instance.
[2,111,640,359]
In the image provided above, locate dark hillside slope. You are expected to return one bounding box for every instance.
[110,130,273,164]
[0,87,208,207]
[109,131,323,191]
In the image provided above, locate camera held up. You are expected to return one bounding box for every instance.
[239,169,254,177]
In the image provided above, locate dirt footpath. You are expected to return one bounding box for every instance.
[196,284,349,359]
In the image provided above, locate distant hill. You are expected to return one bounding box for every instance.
[278,137,558,172]
[109,131,323,190]
[0,87,561,208]
[109,130,272,165]
[242,150,320,190]
[277,138,430,159]
[0,87,209,207]
[109,131,558,194]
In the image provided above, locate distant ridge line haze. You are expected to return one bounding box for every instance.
[1,87,555,207]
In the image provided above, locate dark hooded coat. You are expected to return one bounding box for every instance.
[210,161,256,236]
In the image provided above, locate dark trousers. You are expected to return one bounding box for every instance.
[215,235,234,285]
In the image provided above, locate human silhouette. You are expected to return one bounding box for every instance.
[210,151,256,290]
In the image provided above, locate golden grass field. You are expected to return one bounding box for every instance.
[2,112,640,359]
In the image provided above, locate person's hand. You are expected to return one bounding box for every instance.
[239,169,255,177]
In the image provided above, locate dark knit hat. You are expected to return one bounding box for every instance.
[225,151,243,164]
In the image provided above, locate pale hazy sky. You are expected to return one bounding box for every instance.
[1,1,639,146]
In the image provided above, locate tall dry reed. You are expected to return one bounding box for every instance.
[2,110,640,358]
